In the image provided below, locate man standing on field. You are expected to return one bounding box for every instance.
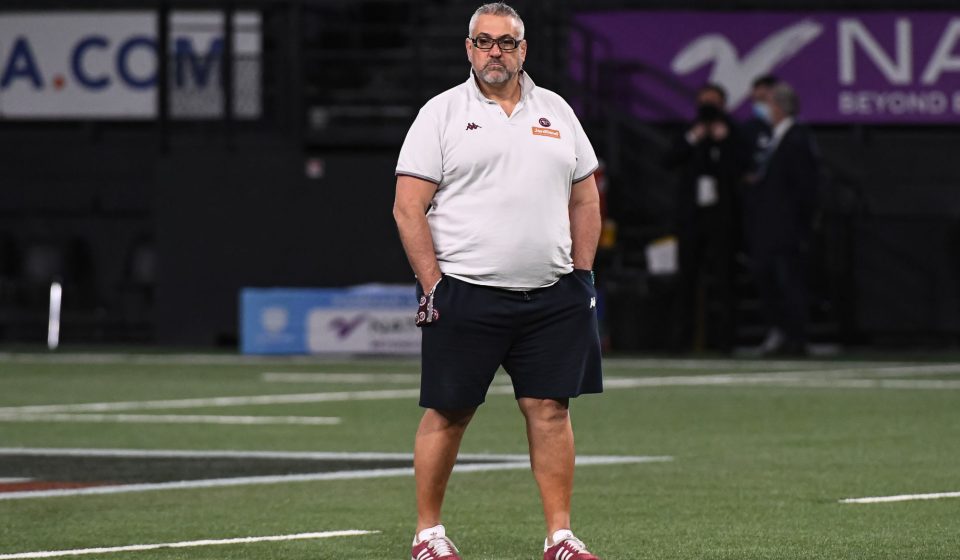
[393,3,604,559]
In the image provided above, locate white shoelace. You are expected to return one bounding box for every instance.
[561,537,587,552]
[428,537,455,557]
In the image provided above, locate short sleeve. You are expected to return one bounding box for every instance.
[396,106,442,184]
[570,108,599,183]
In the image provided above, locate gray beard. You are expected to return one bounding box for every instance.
[477,65,516,85]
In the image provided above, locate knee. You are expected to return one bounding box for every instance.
[520,398,570,426]
[418,407,475,436]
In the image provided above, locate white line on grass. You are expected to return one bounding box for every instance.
[0,388,426,414]
[0,478,32,483]
[842,364,960,377]
[0,386,519,414]
[0,530,377,559]
[260,372,513,386]
[602,358,916,370]
[5,364,959,416]
[602,375,960,390]
[778,379,960,390]
[0,447,672,465]
[603,374,807,388]
[0,352,416,366]
[262,372,422,383]
[840,491,960,504]
[0,447,532,461]
[0,414,341,426]
[0,352,920,370]
[784,364,960,378]
[0,451,670,501]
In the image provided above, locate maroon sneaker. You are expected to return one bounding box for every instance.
[543,530,600,560]
[411,525,461,560]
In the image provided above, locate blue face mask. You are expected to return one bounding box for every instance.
[753,102,772,123]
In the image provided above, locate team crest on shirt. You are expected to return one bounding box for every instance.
[533,117,559,138]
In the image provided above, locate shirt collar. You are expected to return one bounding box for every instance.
[466,69,535,104]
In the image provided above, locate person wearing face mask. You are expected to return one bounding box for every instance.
[740,75,784,353]
[743,75,779,176]
[663,84,750,353]
[741,76,779,236]
[746,82,822,357]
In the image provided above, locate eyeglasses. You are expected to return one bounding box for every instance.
[469,35,522,52]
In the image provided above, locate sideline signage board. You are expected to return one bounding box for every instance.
[241,286,420,355]
[572,11,960,123]
[0,11,260,119]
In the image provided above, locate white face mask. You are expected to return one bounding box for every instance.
[753,102,772,123]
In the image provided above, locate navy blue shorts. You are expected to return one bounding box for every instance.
[416,270,603,409]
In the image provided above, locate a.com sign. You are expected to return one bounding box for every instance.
[0,12,261,119]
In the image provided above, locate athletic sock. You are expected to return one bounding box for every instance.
[545,528,576,550]
[415,524,446,545]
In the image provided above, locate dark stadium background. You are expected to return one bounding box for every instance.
[1,0,958,350]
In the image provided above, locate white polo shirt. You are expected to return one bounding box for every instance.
[396,71,599,290]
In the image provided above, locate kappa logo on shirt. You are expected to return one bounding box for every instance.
[532,126,560,139]
[466,122,482,130]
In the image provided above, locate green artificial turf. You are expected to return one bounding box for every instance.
[0,354,957,559]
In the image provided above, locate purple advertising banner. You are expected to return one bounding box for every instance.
[571,11,960,123]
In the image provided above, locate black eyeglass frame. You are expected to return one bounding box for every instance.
[468,35,523,52]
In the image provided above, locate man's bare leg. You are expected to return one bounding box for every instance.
[518,397,574,542]
[415,407,477,532]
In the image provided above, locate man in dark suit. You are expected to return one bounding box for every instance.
[741,75,779,187]
[663,84,749,352]
[740,76,778,352]
[747,82,821,356]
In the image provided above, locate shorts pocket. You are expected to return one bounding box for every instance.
[416,276,447,303]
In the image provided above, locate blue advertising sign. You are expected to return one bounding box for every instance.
[240,285,420,355]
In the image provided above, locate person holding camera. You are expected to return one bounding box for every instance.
[663,83,750,353]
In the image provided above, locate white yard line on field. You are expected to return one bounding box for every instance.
[605,363,960,382]
[778,379,960,390]
[0,352,917,370]
[0,352,410,366]
[0,530,378,559]
[0,468,465,500]
[3,364,959,416]
[0,386,521,414]
[790,363,960,378]
[0,388,428,414]
[260,372,513,386]
[602,374,807,388]
[603,375,960,390]
[602,358,914,370]
[0,447,533,462]
[0,478,32,483]
[0,414,341,426]
[0,452,670,501]
[261,372,422,383]
[840,491,960,504]
[0,447,672,465]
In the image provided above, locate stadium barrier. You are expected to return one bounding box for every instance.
[240,285,419,355]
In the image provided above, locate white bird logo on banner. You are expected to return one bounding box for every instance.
[670,20,824,109]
